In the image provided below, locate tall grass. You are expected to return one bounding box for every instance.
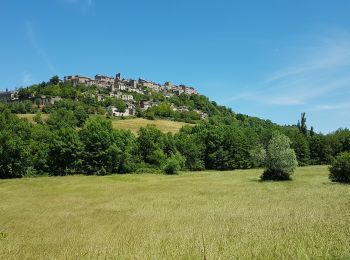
[0,166,349,259]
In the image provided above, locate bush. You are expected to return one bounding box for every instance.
[33,112,44,124]
[329,152,350,183]
[261,132,298,181]
[163,153,185,175]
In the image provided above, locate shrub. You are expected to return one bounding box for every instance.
[261,132,298,181]
[33,112,44,124]
[163,153,185,175]
[329,152,350,183]
[96,166,108,176]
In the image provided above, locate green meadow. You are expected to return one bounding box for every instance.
[1,166,349,259]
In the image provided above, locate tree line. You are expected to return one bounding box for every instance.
[0,106,350,179]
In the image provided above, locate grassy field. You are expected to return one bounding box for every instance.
[17,114,189,133]
[110,118,189,134]
[0,166,349,259]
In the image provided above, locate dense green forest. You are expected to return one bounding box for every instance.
[0,79,349,178]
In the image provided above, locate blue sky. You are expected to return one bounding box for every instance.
[1,0,350,133]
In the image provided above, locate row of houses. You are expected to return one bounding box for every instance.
[64,72,199,96]
[107,101,208,119]
[63,74,114,89]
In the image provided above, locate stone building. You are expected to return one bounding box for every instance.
[93,74,114,89]
[0,90,18,102]
[108,103,136,117]
[140,100,158,110]
[34,96,62,106]
[64,74,115,89]
[139,79,160,91]
[64,75,92,86]
[179,85,198,95]
[115,81,127,91]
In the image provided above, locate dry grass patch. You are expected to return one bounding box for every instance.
[17,114,49,123]
[111,118,190,134]
[18,114,189,133]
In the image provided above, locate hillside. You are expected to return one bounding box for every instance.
[0,73,213,123]
[1,73,350,177]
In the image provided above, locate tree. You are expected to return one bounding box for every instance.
[309,135,332,165]
[329,129,350,155]
[329,152,350,183]
[289,131,310,166]
[80,117,120,174]
[73,106,88,127]
[250,144,266,168]
[29,124,54,174]
[110,129,137,173]
[202,124,256,170]
[0,130,30,178]
[297,112,307,136]
[261,132,298,181]
[18,87,34,99]
[47,108,78,130]
[310,126,315,136]
[103,98,127,112]
[49,75,60,85]
[137,125,166,166]
[0,110,32,178]
[48,127,83,175]
[175,126,205,170]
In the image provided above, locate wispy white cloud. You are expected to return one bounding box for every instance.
[311,103,350,112]
[266,54,350,84]
[223,31,350,108]
[264,76,350,106]
[25,21,57,75]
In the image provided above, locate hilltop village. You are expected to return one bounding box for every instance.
[0,72,208,120]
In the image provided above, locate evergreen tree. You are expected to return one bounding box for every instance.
[298,112,307,136]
